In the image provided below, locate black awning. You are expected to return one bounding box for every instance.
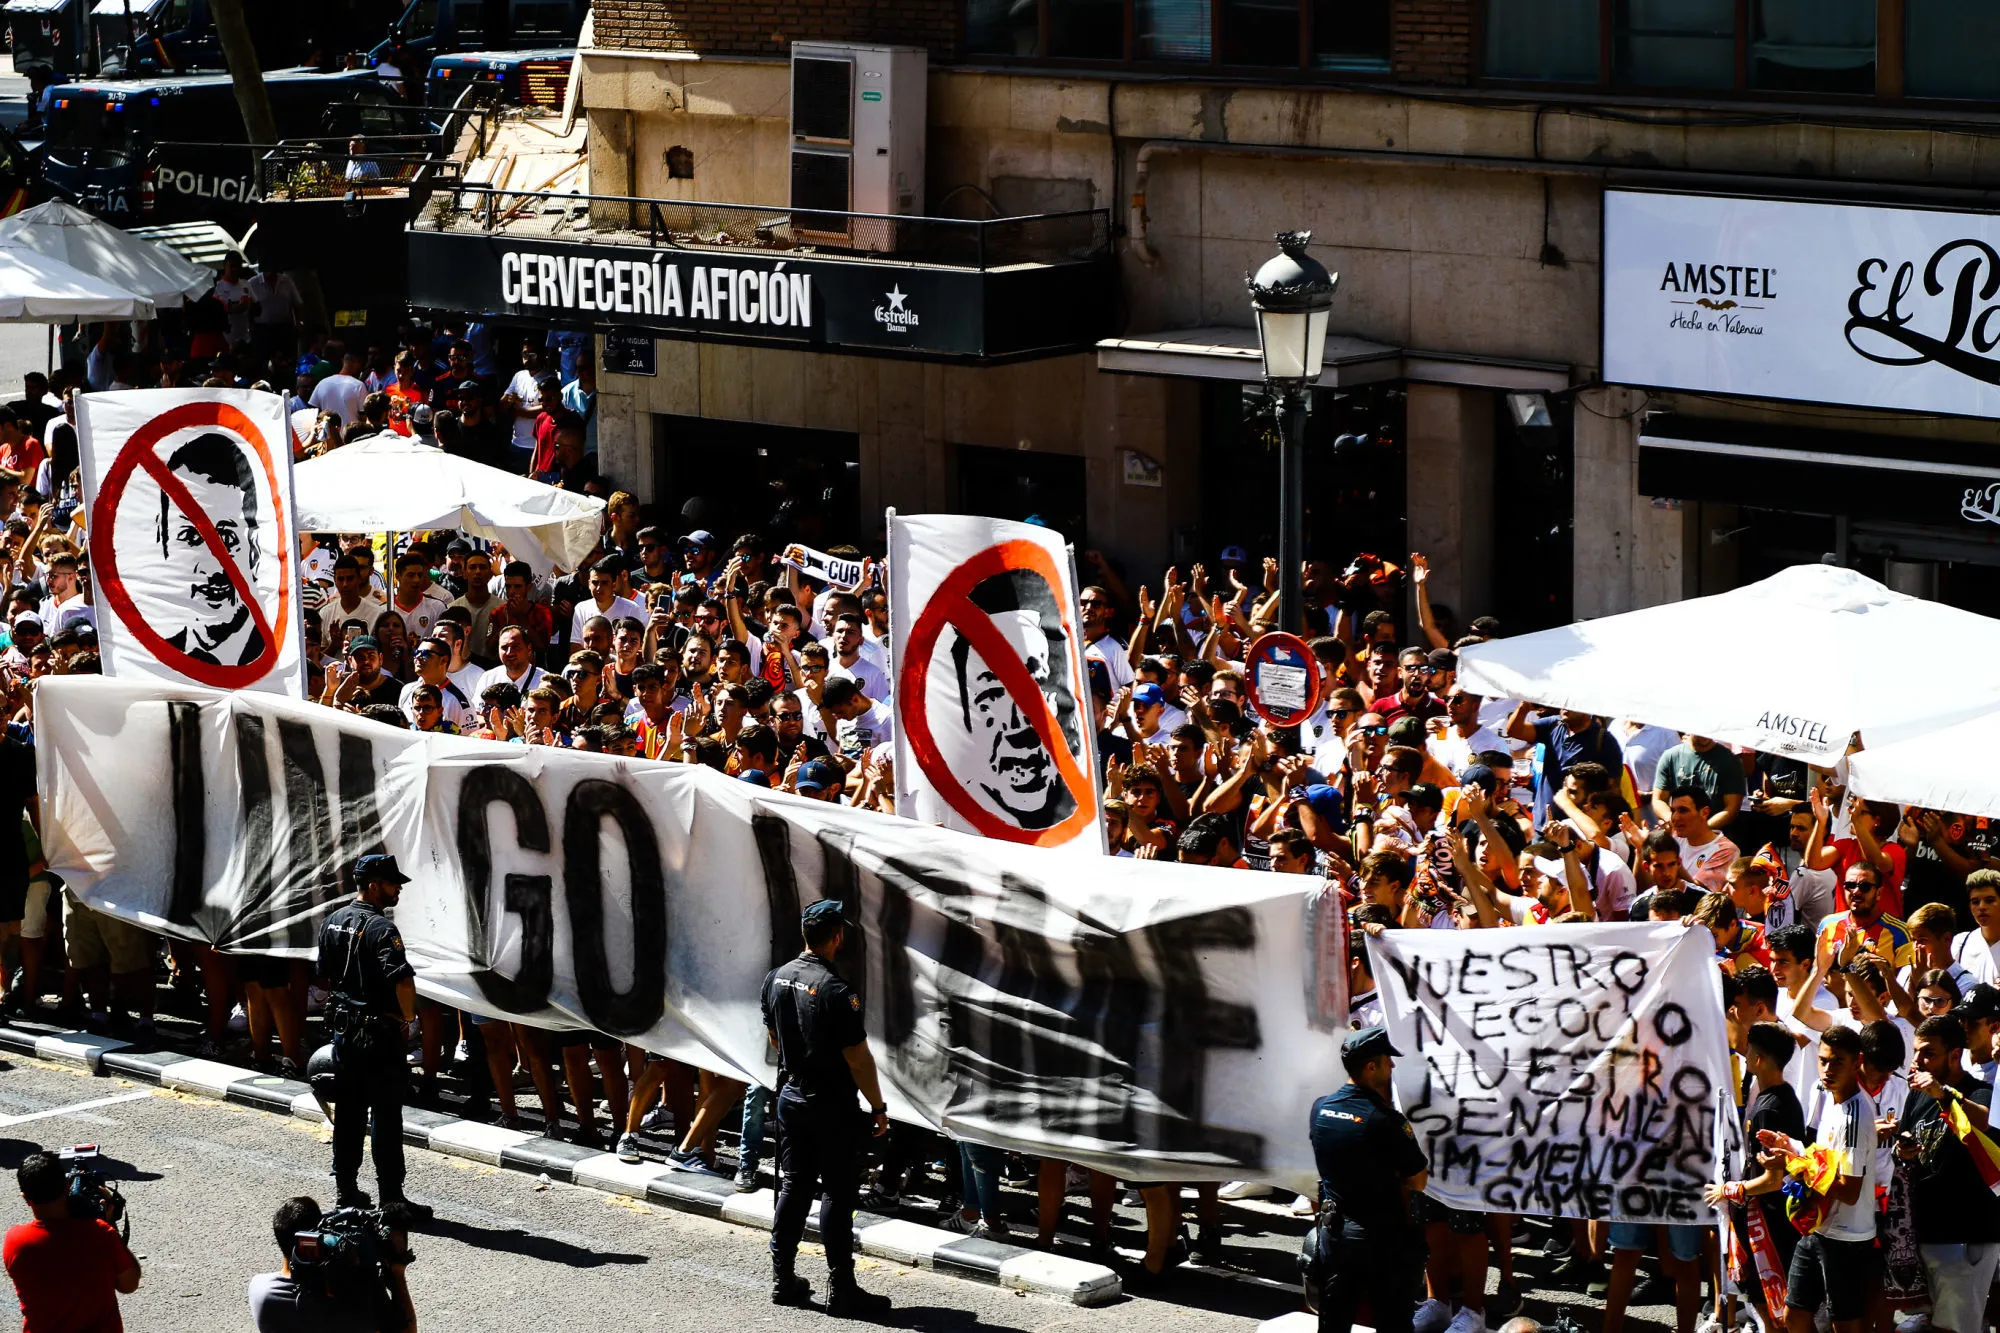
[406,228,1114,364]
[1637,413,2000,530]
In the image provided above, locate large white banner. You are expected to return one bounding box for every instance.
[1603,189,2000,417]
[888,512,1102,852]
[76,389,303,695]
[37,677,1333,1185]
[1368,924,1732,1223]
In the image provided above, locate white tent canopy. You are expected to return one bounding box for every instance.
[1455,563,2000,768]
[0,248,158,321]
[0,200,213,310]
[292,435,605,573]
[1849,715,2000,819]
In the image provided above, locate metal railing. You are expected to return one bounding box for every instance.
[426,184,1112,271]
[254,135,447,200]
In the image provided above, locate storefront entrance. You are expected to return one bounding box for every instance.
[652,415,861,548]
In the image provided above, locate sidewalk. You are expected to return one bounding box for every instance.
[0,1019,1122,1306]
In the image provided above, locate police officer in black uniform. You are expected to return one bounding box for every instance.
[315,854,432,1221]
[761,898,892,1317]
[1310,1026,1429,1333]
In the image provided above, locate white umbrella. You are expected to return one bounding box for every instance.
[0,199,213,309]
[293,434,605,573]
[1455,563,2000,767]
[0,247,157,321]
[1849,714,2000,818]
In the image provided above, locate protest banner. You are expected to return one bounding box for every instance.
[1367,923,1732,1222]
[36,676,1335,1185]
[779,541,867,591]
[887,511,1102,852]
[77,389,303,695]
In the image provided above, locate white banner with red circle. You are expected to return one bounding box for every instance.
[77,389,303,695]
[887,511,1103,853]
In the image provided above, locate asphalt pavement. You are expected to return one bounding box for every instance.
[0,1055,1281,1332]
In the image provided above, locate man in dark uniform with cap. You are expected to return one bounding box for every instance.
[315,854,432,1220]
[1310,1025,1429,1333]
[761,898,892,1316]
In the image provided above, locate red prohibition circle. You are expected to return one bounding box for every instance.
[1246,631,1322,729]
[897,539,1097,847]
[90,400,292,690]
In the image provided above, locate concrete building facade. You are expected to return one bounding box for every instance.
[542,1,2000,627]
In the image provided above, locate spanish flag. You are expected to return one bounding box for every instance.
[1773,1139,1848,1236]
[1941,1085,2000,1197]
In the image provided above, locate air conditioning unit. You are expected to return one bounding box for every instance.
[789,42,927,253]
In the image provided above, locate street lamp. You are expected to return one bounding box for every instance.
[1247,230,1337,633]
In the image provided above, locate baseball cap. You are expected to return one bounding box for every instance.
[452,379,484,397]
[1132,682,1166,707]
[9,612,40,633]
[796,759,840,794]
[1457,762,1498,794]
[680,529,716,550]
[1959,983,2000,1023]
[348,635,382,653]
[1532,853,1569,884]
[737,768,770,786]
[1219,544,1250,564]
[1341,1025,1400,1061]
[801,898,849,929]
[353,853,410,885]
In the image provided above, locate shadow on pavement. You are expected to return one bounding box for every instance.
[418,1215,648,1269]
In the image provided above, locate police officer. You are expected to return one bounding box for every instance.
[761,898,892,1317]
[1310,1026,1428,1333]
[315,854,432,1221]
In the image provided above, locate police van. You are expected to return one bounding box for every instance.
[377,0,586,69]
[424,46,572,110]
[42,68,415,227]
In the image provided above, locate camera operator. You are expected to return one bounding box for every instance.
[3,1151,141,1330]
[315,854,431,1220]
[249,1197,416,1333]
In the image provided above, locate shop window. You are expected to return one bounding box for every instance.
[957,446,1088,542]
[1749,0,1875,92]
[1483,0,1600,82]
[1614,0,1735,88]
[1223,0,1297,65]
[966,0,1039,55]
[1136,0,1211,61]
[1313,0,1390,70]
[1050,0,1126,58]
[1905,0,2000,99]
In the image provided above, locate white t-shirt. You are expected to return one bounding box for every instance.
[1677,831,1740,891]
[1428,723,1505,780]
[300,546,337,586]
[1809,1087,1879,1245]
[829,651,892,706]
[389,591,450,641]
[1086,635,1132,691]
[1555,842,1638,919]
[399,678,467,729]
[322,594,385,648]
[506,369,542,452]
[308,372,368,426]
[1954,929,2000,986]
[212,275,255,344]
[38,592,92,632]
[570,594,648,645]
[835,699,895,758]
[448,662,486,705]
[1619,722,1682,798]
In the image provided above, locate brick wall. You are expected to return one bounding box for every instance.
[594,0,961,60]
[1390,0,1474,85]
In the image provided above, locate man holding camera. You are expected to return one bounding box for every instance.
[249,1197,416,1333]
[315,854,432,1221]
[4,1151,141,1330]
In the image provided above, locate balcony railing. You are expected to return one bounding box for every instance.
[422,183,1112,272]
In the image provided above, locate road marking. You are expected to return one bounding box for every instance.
[0,1091,152,1127]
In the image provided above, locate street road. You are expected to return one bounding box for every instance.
[0,1057,1287,1332]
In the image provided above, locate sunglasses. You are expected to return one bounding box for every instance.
[412,648,439,659]
[1362,724,1390,737]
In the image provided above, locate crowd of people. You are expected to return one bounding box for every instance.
[0,309,1998,1329]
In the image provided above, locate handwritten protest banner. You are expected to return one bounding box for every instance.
[1367,924,1732,1222]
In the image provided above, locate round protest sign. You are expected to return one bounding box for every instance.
[896,538,1096,847]
[90,399,292,690]
[1246,632,1321,728]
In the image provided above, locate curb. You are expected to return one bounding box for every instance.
[0,1025,1123,1306]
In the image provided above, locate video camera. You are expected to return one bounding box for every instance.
[289,1205,415,1333]
[57,1146,127,1240]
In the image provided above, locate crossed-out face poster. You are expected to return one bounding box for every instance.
[77,389,303,695]
[887,512,1103,853]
